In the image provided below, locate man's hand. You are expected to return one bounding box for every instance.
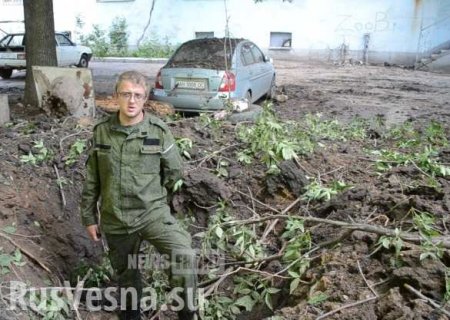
[86,224,101,241]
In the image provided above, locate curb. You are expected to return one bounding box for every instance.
[92,57,168,63]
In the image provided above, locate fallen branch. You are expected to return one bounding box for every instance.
[202,266,289,298]
[203,267,234,297]
[315,296,378,320]
[225,230,351,270]
[357,260,378,297]
[223,252,284,268]
[0,232,51,274]
[410,160,434,180]
[72,269,92,320]
[404,283,450,317]
[59,129,87,153]
[235,189,280,214]
[221,214,450,249]
[187,143,240,168]
[53,165,66,208]
[293,154,314,177]
[315,229,354,249]
[261,196,302,243]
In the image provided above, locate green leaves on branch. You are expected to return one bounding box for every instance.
[198,202,313,318]
[175,137,193,159]
[236,103,368,171]
[387,120,447,148]
[236,102,311,169]
[302,179,351,202]
[372,208,446,264]
[199,201,263,261]
[0,248,26,275]
[412,208,445,261]
[20,140,53,166]
[65,139,86,166]
[374,121,449,182]
[372,146,450,177]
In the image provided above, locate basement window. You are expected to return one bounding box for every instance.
[195,32,214,39]
[269,32,292,49]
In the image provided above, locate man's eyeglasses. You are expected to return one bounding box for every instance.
[117,92,146,101]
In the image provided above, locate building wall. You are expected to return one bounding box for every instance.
[0,0,449,66]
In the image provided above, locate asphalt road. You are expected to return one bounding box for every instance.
[0,60,165,96]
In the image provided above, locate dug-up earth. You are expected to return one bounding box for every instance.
[0,60,450,320]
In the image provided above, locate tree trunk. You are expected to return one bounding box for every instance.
[23,0,57,107]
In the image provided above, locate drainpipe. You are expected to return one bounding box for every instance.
[415,9,424,70]
[363,33,370,65]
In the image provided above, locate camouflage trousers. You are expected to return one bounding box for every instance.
[105,209,197,320]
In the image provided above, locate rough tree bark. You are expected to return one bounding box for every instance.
[23,0,57,107]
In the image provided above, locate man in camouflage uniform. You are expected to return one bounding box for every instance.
[80,71,197,320]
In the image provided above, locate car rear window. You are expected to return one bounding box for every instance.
[167,38,240,70]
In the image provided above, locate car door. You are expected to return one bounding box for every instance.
[239,42,258,102]
[55,34,78,66]
[250,43,274,98]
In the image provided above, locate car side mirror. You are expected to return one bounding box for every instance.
[265,56,273,63]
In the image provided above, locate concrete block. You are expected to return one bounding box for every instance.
[32,66,95,118]
[0,95,10,125]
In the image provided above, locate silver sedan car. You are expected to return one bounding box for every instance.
[150,38,276,112]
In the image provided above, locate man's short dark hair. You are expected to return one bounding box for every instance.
[115,71,150,95]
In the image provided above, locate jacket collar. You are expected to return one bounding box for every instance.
[110,111,151,138]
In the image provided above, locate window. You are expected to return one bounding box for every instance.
[8,35,24,46]
[250,44,264,63]
[195,32,214,39]
[241,43,255,66]
[270,32,292,48]
[56,34,73,46]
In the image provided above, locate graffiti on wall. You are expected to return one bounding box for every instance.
[335,12,395,34]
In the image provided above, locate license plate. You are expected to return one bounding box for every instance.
[175,79,206,90]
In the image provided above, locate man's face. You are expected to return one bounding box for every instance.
[115,80,147,122]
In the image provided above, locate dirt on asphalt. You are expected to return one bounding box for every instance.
[0,60,449,320]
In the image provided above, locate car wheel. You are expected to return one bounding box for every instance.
[267,75,276,100]
[228,104,262,124]
[77,54,89,68]
[0,69,13,79]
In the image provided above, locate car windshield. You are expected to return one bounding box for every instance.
[167,38,239,69]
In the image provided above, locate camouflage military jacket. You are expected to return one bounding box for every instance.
[80,112,182,234]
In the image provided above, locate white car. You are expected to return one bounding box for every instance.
[0,32,92,79]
